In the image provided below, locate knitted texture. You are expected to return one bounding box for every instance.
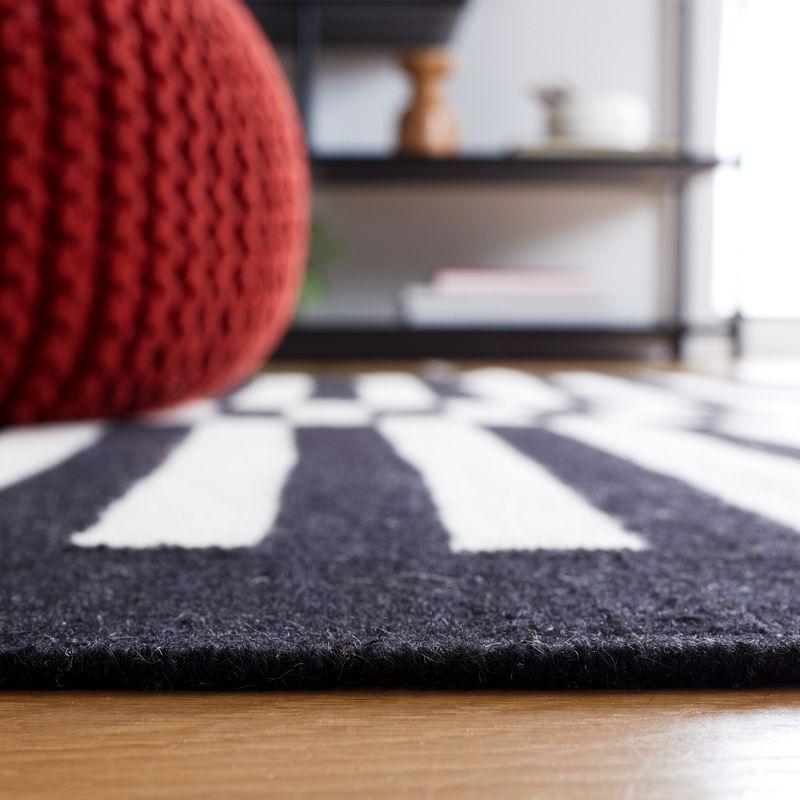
[0,0,308,423]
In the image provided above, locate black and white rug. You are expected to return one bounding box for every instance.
[3,366,800,689]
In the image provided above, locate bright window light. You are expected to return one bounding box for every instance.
[713,0,800,319]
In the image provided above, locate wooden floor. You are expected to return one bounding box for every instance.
[4,689,800,799]
[5,359,800,798]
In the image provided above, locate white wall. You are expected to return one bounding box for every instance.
[297,0,721,329]
[306,185,667,326]
[313,0,664,154]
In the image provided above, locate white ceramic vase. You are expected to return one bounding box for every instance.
[546,91,651,150]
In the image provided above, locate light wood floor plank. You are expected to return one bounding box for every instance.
[3,690,800,799]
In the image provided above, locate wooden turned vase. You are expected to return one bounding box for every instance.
[398,48,459,157]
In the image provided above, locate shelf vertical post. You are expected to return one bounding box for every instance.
[294,1,320,139]
[672,0,692,360]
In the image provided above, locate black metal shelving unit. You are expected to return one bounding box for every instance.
[247,0,465,127]
[246,0,464,46]
[275,321,745,360]
[274,326,685,360]
[311,153,728,184]
[246,0,739,360]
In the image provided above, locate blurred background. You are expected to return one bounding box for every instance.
[247,0,796,362]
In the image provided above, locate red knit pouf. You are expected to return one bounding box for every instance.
[0,0,308,423]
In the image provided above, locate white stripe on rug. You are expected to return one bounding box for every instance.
[71,418,296,549]
[442,397,535,426]
[734,361,800,388]
[229,373,314,411]
[378,417,645,552]
[644,371,800,451]
[714,413,800,452]
[356,372,437,411]
[552,371,702,426]
[651,370,800,417]
[0,423,102,490]
[552,415,800,533]
[286,399,373,427]
[460,367,568,413]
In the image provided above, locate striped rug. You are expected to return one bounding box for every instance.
[2,366,800,688]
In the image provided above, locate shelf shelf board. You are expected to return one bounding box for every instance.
[274,325,689,360]
[246,1,465,47]
[312,154,731,184]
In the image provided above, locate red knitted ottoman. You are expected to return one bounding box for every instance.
[0,0,309,424]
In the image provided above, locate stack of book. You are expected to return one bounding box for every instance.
[399,267,605,327]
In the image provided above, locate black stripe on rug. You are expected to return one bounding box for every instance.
[2,369,800,688]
